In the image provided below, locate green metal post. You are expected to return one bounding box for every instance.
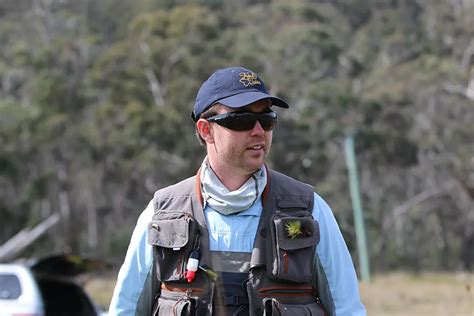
[344,135,370,282]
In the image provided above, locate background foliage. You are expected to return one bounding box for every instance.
[1,0,473,273]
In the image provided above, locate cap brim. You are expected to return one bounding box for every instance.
[218,91,289,109]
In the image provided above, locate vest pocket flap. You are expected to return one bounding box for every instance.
[148,218,189,248]
[274,217,319,250]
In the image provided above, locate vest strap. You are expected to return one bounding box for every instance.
[224,295,249,306]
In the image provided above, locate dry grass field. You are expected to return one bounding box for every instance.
[359,272,473,316]
[85,271,473,315]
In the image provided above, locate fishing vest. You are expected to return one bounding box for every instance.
[148,169,326,315]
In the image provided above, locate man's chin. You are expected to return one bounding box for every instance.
[243,160,265,174]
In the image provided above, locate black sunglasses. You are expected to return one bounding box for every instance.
[206,111,278,131]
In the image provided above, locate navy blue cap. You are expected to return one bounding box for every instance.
[192,67,289,121]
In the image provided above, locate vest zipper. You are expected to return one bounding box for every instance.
[178,251,185,278]
[282,250,289,274]
[161,284,204,294]
[316,296,328,316]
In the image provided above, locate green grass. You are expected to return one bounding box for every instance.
[85,271,474,315]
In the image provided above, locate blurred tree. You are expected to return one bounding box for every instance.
[0,0,472,271]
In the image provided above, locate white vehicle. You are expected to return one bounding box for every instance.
[0,255,104,316]
[0,264,44,315]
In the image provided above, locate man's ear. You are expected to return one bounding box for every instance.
[196,119,214,144]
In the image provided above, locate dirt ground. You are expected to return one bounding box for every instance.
[86,271,473,315]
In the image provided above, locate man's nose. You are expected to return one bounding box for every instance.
[250,120,265,135]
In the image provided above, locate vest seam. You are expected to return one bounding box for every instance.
[135,256,155,316]
[315,252,336,314]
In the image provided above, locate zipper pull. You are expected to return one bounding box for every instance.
[282,250,289,274]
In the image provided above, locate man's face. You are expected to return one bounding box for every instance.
[204,99,273,175]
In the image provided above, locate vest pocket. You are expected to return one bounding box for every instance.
[148,211,199,282]
[246,270,326,316]
[262,298,325,316]
[269,215,319,283]
[153,281,213,316]
[154,295,192,315]
[153,289,198,316]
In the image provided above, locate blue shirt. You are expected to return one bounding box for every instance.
[109,193,366,315]
[205,197,262,252]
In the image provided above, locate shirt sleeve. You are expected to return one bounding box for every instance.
[109,200,156,316]
[312,193,366,316]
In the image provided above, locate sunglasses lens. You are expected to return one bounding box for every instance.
[258,115,277,131]
[222,113,257,131]
[208,112,277,131]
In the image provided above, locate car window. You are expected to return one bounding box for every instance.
[0,274,22,299]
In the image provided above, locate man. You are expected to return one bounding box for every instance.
[109,67,366,315]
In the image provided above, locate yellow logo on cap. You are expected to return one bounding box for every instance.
[239,72,261,87]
